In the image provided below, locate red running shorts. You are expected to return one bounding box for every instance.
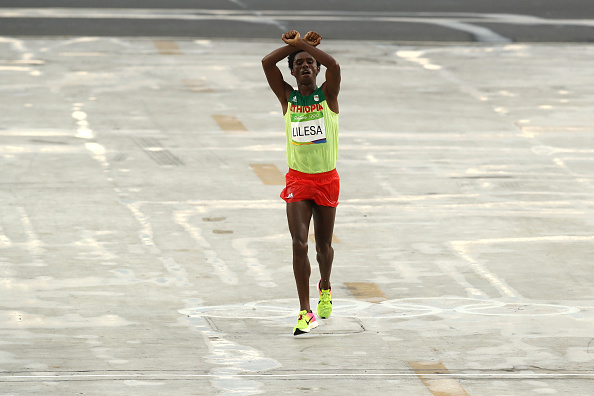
[280,168,340,207]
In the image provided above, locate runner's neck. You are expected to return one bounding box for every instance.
[297,83,317,97]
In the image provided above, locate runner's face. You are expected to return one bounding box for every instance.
[292,52,319,83]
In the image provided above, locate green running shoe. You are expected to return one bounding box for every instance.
[293,310,318,335]
[317,279,332,319]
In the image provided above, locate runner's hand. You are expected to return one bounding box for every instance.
[282,30,302,46]
[304,31,322,47]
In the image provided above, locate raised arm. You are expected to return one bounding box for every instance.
[284,31,341,113]
[262,44,295,114]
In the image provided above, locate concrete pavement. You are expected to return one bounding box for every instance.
[2,1,594,42]
[0,36,593,395]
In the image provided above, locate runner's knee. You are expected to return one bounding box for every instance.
[292,238,309,257]
[316,242,333,258]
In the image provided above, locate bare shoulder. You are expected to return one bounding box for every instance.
[321,82,339,114]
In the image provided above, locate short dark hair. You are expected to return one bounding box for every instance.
[288,50,320,70]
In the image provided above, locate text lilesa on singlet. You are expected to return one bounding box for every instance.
[290,104,327,145]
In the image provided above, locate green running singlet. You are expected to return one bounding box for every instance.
[284,87,339,174]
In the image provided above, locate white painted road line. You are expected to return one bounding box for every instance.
[2,8,592,42]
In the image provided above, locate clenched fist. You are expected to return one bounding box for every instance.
[282,30,302,46]
[304,31,322,47]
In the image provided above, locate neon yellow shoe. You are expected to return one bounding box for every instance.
[317,279,332,319]
[293,310,318,336]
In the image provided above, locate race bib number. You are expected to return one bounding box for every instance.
[291,112,327,145]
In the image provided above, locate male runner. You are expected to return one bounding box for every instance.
[262,30,341,335]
